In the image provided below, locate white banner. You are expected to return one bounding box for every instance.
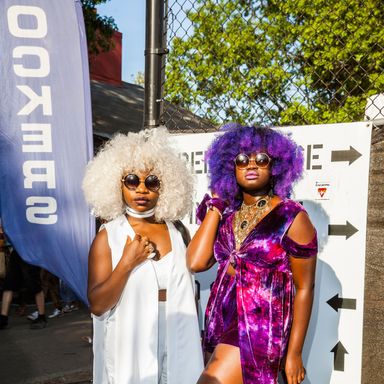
[173,121,372,384]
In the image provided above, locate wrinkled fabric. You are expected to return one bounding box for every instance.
[203,200,317,384]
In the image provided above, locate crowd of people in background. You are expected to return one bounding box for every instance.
[0,219,80,330]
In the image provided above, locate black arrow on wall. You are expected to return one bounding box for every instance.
[327,294,357,312]
[328,221,358,239]
[331,342,348,371]
[331,146,362,165]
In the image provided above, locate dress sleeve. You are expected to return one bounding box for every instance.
[281,230,318,258]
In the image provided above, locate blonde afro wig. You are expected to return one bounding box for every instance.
[82,128,194,222]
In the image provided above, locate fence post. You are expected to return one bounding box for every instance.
[144,0,167,129]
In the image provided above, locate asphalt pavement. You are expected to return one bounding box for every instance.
[0,303,93,384]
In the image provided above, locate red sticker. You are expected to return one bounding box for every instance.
[318,187,327,197]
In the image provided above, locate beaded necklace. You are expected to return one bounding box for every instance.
[233,195,271,249]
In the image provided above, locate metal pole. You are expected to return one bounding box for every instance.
[160,0,169,122]
[144,0,167,129]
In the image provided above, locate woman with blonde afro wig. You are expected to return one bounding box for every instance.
[83,128,203,384]
[82,127,193,222]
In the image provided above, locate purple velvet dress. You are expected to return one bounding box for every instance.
[203,199,317,384]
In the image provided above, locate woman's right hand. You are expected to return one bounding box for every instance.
[121,234,151,270]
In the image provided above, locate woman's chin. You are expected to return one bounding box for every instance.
[240,183,270,194]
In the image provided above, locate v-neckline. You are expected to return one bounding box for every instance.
[123,216,174,259]
[151,250,172,263]
[232,199,285,250]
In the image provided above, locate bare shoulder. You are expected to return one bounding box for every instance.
[287,210,316,245]
[89,228,113,268]
[88,229,113,289]
[90,228,109,253]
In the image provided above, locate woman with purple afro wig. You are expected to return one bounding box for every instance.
[187,124,318,384]
[206,123,304,210]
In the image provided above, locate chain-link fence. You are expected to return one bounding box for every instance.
[161,0,384,132]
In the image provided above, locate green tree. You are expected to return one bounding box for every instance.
[165,0,384,125]
[81,0,118,55]
[134,71,145,86]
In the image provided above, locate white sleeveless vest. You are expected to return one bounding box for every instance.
[92,215,204,384]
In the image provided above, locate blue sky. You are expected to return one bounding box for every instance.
[97,0,145,83]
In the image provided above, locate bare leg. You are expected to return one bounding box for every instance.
[1,291,13,316]
[41,270,61,310]
[35,290,45,315]
[197,344,243,384]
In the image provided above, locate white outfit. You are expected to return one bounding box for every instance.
[92,215,204,384]
[158,301,167,384]
[151,253,171,290]
[152,254,171,383]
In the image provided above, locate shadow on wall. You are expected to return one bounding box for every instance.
[293,200,341,384]
[195,266,218,329]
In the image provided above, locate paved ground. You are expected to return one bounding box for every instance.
[0,304,93,384]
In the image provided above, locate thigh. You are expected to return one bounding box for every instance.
[197,344,243,384]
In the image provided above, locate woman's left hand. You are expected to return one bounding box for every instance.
[284,353,306,384]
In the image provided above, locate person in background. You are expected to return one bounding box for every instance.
[0,246,47,330]
[0,220,6,282]
[188,124,317,384]
[41,269,63,319]
[60,279,80,313]
[82,128,203,384]
[28,275,81,321]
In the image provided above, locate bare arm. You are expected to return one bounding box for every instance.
[186,209,221,272]
[284,212,317,384]
[87,229,149,316]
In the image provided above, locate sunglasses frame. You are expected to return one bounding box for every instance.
[234,153,271,169]
[121,174,161,192]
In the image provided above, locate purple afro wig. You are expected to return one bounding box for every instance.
[206,123,304,210]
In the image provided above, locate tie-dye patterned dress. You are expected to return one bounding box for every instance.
[203,199,317,384]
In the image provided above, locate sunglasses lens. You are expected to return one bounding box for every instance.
[235,153,270,168]
[123,174,140,189]
[145,175,160,191]
[255,153,270,168]
[235,154,249,168]
[123,174,160,192]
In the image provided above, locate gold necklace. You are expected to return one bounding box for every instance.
[233,196,271,249]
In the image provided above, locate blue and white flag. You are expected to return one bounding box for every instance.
[0,0,94,304]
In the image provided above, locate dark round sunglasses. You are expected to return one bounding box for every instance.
[121,174,161,192]
[234,153,271,169]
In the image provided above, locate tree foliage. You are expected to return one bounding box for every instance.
[165,0,384,125]
[81,0,118,55]
[134,71,145,86]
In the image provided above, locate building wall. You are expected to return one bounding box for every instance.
[89,31,122,86]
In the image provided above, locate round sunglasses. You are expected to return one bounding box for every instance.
[121,174,161,192]
[234,153,271,169]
